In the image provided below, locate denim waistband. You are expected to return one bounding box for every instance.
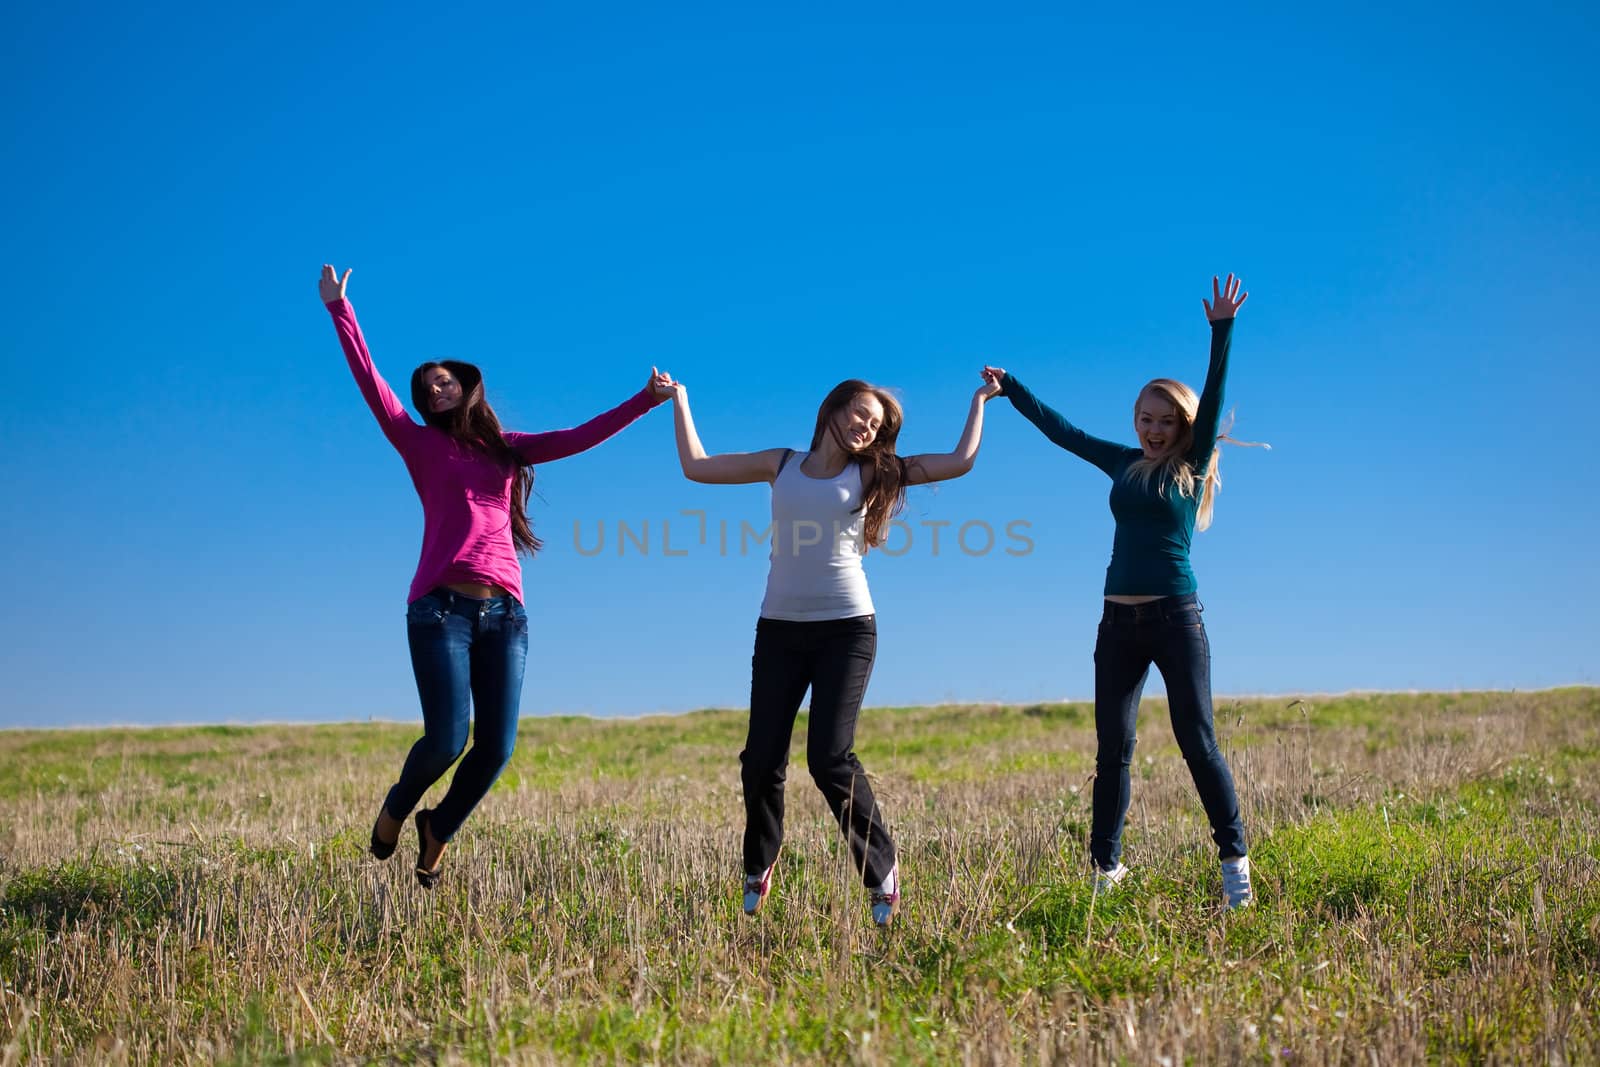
[1100,593,1201,624]
[416,587,521,616]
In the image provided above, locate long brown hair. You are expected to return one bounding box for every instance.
[411,360,542,555]
[808,380,908,548]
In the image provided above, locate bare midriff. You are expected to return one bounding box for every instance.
[444,582,511,600]
[1104,595,1164,605]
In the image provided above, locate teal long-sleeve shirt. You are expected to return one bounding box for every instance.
[999,318,1234,597]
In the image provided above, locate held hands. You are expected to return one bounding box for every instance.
[979,365,1006,400]
[648,366,679,400]
[319,264,350,304]
[1203,273,1248,321]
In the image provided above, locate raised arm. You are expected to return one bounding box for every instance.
[903,375,1002,485]
[986,364,1130,477]
[1190,273,1247,463]
[508,368,673,465]
[319,265,416,452]
[669,385,788,484]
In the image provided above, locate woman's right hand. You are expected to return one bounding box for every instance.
[982,365,1007,387]
[320,264,351,304]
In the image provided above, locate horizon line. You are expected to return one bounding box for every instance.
[2,684,1594,734]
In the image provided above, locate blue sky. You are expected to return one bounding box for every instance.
[3,2,1596,726]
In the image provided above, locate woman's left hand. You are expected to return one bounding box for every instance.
[648,366,678,399]
[1203,273,1248,320]
[976,368,1002,401]
[319,264,350,303]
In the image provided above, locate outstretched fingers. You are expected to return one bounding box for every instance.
[1223,272,1245,304]
[1204,273,1247,319]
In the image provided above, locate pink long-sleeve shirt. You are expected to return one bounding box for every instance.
[327,299,662,604]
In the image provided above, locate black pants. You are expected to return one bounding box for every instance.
[1090,594,1247,869]
[740,615,896,887]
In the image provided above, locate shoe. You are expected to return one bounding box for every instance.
[1093,863,1130,893]
[742,861,775,916]
[870,867,900,927]
[1221,855,1252,910]
[415,809,444,889]
[369,808,398,861]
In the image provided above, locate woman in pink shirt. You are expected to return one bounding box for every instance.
[319,265,673,887]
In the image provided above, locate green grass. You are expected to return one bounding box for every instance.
[1,689,1597,1064]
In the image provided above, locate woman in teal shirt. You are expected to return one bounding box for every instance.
[986,274,1256,909]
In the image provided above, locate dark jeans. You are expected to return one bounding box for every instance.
[383,587,529,843]
[1090,594,1247,869]
[741,615,896,887]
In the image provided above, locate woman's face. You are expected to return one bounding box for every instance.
[835,392,886,451]
[1134,390,1180,460]
[424,366,464,414]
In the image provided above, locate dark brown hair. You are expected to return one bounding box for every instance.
[808,379,908,548]
[410,360,541,555]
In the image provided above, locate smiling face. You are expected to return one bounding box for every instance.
[1134,388,1181,460]
[835,392,886,451]
[423,366,463,414]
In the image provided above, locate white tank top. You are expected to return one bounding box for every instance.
[758,452,876,621]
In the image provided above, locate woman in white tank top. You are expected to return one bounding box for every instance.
[667,373,1001,927]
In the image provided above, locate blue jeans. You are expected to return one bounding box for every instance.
[1089,594,1247,869]
[383,588,529,843]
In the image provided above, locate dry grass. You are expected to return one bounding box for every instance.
[1,689,1597,1064]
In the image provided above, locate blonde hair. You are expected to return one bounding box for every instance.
[1123,378,1226,531]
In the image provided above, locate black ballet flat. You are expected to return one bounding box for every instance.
[415,809,443,889]
[370,809,398,860]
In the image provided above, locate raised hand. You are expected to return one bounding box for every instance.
[977,367,1003,401]
[320,264,351,304]
[648,366,678,399]
[1203,273,1247,321]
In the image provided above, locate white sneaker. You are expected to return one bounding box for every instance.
[1093,863,1130,893]
[1221,855,1252,909]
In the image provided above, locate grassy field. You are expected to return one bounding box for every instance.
[1,688,1597,1064]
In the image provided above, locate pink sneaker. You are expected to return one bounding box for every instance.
[870,866,901,927]
[743,862,775,916]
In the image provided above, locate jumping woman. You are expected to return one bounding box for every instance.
[320,264,673,887]
[985,274,1257,909]
[668,373,1002,926]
